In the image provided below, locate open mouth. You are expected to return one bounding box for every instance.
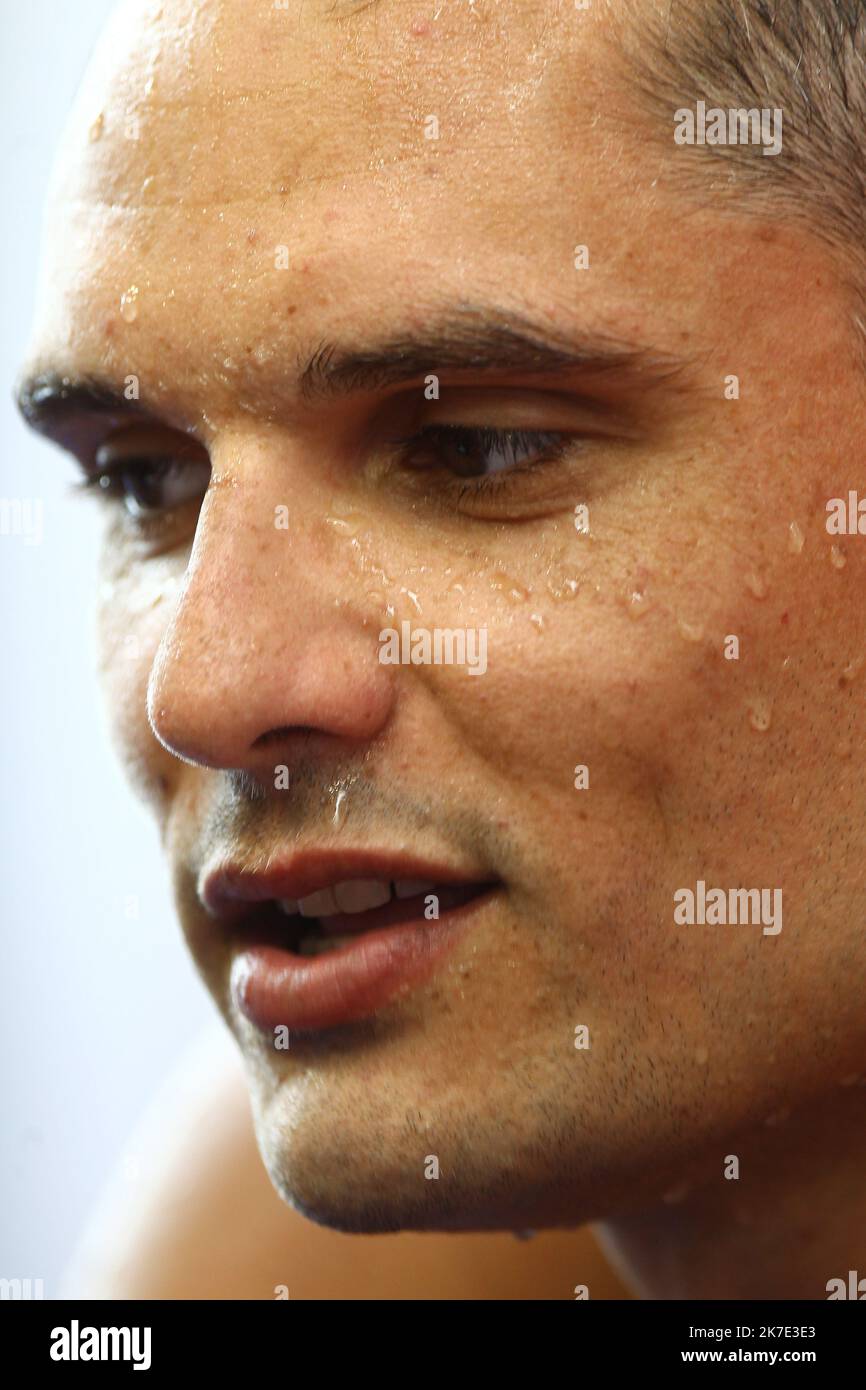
[244,878,493,957]
[204,852,500,1030]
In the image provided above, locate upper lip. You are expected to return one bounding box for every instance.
[200,847,493,923]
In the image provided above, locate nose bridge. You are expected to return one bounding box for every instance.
[146,433,394,769]
[183,445,300,649]
[165,441,301,671]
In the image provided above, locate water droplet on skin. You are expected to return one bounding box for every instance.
[401,587,422,615]
[89,112,105,142]
[830,544,846,569]
[529,612,545,633]
[332,789,349,830]
[448,581,466,596]
[791,792,801,812]
[120,285,140,322]
[747,698,773,732]
[546,576,580,601]
[745,572,768,598]
[788,520,804,553]
[325,513,362,536]
[361,555,391,590]
[677,617,704,642]
[840,656,863,684]
[622,588,653,618]
[491,570,531,603]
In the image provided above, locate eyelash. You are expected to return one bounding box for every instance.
[391,424,572,498]
[73,424,574,517]
[72,457,208,520]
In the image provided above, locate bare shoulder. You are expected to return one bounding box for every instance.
[62,1025,628,1301]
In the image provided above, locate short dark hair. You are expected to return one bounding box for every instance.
[622,1,866,275]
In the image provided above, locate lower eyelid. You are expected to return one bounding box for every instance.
[456,449,566,489]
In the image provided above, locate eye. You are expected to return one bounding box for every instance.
[396,424,569,480]
[90,453,211,518]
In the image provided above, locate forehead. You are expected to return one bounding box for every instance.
[25,0,684,421]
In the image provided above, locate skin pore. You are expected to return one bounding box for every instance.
[17,0,866,1297]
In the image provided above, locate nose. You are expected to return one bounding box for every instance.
[146,440,395,775]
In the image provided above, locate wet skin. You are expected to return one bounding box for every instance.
[17,0,866,1292]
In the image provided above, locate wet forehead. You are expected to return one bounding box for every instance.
[52,0,611,208]
[26,0,660,424]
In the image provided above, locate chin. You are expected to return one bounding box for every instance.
[249,1082,611,1237]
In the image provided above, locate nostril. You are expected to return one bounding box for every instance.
[251,726,318,749]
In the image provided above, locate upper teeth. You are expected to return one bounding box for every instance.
[278,879,435,918]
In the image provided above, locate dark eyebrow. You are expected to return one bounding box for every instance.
[14,371,157,453]
[298,307,693,401]
[16,306,694,447]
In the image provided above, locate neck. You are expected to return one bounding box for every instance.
[597,1087,866,1299]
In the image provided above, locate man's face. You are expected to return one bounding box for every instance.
[18,0,866,1232]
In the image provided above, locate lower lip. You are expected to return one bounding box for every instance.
[231,891,492,1034]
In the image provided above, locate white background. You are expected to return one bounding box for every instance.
[0,0,213,1293]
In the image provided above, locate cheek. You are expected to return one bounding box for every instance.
[96,548,187,811]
